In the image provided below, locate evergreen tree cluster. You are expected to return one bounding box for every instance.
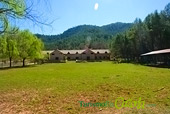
[111,3,170,61]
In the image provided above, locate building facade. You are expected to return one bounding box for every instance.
[49,49,110,61]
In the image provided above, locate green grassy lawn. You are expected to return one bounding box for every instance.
[0,62,170,114]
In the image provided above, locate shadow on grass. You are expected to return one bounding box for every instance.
[143,64,170,69]
[132,62,170,69]
[0,65,38,70]
[112,61,170,69]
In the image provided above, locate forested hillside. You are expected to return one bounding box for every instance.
[36,22,132,50]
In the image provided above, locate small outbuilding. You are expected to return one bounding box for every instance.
[140,49,170,65]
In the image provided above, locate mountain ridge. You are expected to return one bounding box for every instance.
[36,22,133,50]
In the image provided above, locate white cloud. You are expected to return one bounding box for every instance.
[94,3,99,10]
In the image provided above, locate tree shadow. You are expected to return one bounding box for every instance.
[0,65,37,71]
[142,64,170,69]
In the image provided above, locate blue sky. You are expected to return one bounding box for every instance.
[17,0,170,35]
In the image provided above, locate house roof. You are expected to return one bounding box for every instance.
[92,49,110,54]
[59,50,85,54]
[42,50,54,54]
[141,49,170,56]
[52,49,110,54]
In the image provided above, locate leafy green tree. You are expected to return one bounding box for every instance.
[0,34,19,67]
[17,30,43,67]
[30,37,44,60]
[0,36,7,59]
[6,35,19,67]
[0,0,25,34]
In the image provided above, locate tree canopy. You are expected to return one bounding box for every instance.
[17,30,44,66]
[111,3,170,62]
[0,30,44,67]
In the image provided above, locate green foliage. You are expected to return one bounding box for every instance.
[17,30,43,59]
[30,38,44,59]
[0,0,26,33]
[36,23,133,50]
[164,3,170,17]
[17,30,44,66]
[111,3,170,61]
[0,33,19,67]
[5,34,19,58]
[0,36,7,58]
[0,62,170,113]
[0,30,44,67]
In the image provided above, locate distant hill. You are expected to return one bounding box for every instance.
[36,22,133,50]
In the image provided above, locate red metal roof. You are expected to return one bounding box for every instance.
[141,49,170,56]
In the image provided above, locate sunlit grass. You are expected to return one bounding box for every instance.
[0,62,170,113]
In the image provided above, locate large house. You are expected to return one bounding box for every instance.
[49,49,111,61]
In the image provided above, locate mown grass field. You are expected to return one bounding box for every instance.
[0,62,170,114]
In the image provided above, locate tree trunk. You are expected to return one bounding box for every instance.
[23,58,26,67]
[9,57,12,68]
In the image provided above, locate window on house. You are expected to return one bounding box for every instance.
[76,52,78,54]
[67,52,70,54]
[87,56,90,60]
[105,51,108,54]
[76,57,79,60]
[91,53,94,54]
[97,52,100,54]
[52,53,55,55]
[67,57,71,60]
[55,57,59,60]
